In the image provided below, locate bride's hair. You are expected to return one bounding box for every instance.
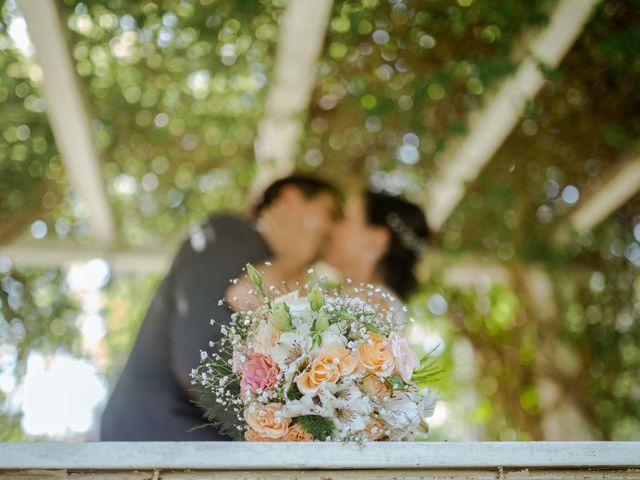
[364,192,430,300]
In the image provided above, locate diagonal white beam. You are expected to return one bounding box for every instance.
[252,0,334,197]
[17,0,116,245]
[426,0,601,231]
[556,156,640,241]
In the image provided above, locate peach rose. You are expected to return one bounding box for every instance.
[253,320,281,355]
[363,417,386,441]
[323,343,361,376]
[241,352,280,395]
[282,423,314,441]
[295,343,357,394]
[244,403,291,439]
[359,374,391,398]
[244,429,278,442]
[357,333,394,377]
[296,358,339,395]
[389,332,419,383]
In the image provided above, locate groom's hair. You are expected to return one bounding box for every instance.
[253,174,341,217]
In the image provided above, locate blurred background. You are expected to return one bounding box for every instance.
[1,0,639,442]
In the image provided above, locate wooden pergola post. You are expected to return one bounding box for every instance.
[17,0,116,246]
[252,0,334,198]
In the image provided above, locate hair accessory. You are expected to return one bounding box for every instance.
[386,213,428,256]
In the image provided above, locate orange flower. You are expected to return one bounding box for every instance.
[296,358,339,394]
[323,343,361,376]
[244,429,278,442]
[363,417,386,441]
[282,423,314,441]
[296,343,359,394]
[357,333,394,377]
[244,403,291,439]
[359,374,391,398]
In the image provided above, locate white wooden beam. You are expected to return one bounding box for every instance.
[2,239,511,288]
[252,0,334,197]
[17,0,116,245]
[556,156,640,240]
[426,0,600,231]
[0,240,171,274]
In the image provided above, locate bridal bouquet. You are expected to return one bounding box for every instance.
[191,264,438,442]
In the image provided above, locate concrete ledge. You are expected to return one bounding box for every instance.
[1,442,639,470]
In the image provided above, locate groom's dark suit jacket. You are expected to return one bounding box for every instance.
[100,215,269,440]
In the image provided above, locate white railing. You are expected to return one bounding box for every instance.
[1,442,639,479]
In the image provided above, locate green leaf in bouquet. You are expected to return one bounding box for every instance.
[420,419,430,434]
[411,352,443,388]
[311,331,322,348]
[296,415,335,441]
[190,381,243,440]
[190,348,244,439]
[336,311,357,322]
[362,321,380,334]
[286,383,304,401]
[386,374,406,390]
[313,310,330,332]
[310,285,325,311]
[271,302,293,331]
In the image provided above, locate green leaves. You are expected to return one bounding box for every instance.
[412,355,442,388]
[296,415,335,441]
[286,383,304,401]
[311,331,323,349]
[190,383,243,440]
[386,374,406,390]
[336,311,357,322]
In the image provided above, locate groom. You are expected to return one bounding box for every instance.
[100,175,340,441]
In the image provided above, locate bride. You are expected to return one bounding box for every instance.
[323,190,430,302]
[228,189,430,317]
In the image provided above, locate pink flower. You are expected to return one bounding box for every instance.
[389,332,418,383]
[241,352,280,395]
